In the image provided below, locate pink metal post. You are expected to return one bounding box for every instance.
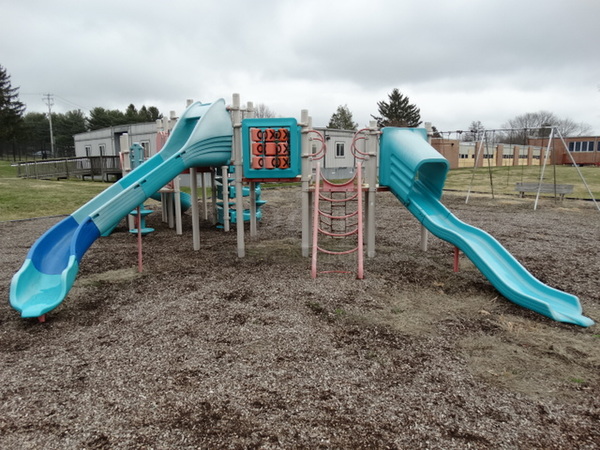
[137,207,143,273]
[453,246,460,272]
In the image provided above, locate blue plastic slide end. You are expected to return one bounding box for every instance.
[10,216,100,318]
[10,256,80,318]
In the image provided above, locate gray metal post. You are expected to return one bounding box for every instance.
[421,122,433,251]
[201,171,208,220]
[365,122,379,258]
[232,94,245,257]
[174,176,183,235]
[210,170,217,225]
[222,165,230,232]
[300,110,311,257]
[246,102,258,237]
[190,167,200,250]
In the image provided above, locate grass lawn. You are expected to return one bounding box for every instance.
[444,165,600,199]
[0,160,109,221]
[1,159,598,222]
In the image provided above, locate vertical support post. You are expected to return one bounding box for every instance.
[246,101,258,238]
[466,139,484,204]
[421,122,433,251]
[555,129,600,211]
[201,171,208,220]
[311,163,321,278]
[137,206,143,273]
[356,164,364,279]
[250,181,257,237]
[222,165,230,232]
[160,192,168,223]
[300,110,311,257]
[420,225,429,252]
[167,192,175,229]
[232,93,245,257]
[190,167,200,251]
[365,121,379,258]
[534,128,553,211]
[453,246,460,272]
[120,135,135,230]
[174,176,182,235]
[211,169,217,225]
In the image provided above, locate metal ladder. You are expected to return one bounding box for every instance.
[311,163,364,279]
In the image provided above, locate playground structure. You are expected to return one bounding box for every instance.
[9,95,595,327]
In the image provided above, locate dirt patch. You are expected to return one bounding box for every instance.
[1,188,599,448]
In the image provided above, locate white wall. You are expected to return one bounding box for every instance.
[74,123,158,157]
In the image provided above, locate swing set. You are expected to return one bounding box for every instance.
[438,126,599,211]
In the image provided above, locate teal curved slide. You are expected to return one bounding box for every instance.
[10,100,233,318]
[150,191,192,211]
[379,127,594,327]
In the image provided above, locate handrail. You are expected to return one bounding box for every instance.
[13,156,122,180]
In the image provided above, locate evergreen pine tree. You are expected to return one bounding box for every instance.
[327,105,358,130]
[0,65,26,154]
[371,88,421,128]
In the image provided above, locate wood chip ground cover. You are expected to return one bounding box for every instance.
[1,188,598,449]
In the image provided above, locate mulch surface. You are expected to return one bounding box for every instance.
[1,188,599,449]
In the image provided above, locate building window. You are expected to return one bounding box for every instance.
[569,141,595,152]
[335,142,345,158]
[85,146,91,157]
[99,144,105,157]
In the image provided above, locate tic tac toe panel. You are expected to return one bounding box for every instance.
[242,118,300,179]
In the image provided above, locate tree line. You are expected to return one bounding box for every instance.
[1,63,593,160]
[0,65,163,160]
[327,89,591,146]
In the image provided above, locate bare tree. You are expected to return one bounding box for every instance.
[252,103,276,118]
[499,110,592,144]
[463,120,485,142]
[556,118,592,137]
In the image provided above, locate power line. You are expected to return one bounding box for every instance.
[54,94,91,112]
[21,92,91,113]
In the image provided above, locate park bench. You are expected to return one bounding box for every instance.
[515,182,574,200]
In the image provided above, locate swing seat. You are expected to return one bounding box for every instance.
[515,182,573,200]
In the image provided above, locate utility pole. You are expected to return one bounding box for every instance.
[43,93,55,156]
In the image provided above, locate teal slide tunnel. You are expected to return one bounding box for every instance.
[10,100,233,318]
[379,127,594,327]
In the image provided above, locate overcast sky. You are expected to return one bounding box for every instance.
[2,0,599,133]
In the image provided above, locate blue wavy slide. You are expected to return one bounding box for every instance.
[10,100,233,318]
[379,127,594,327]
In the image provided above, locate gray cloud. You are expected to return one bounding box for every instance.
[3,0,598,132]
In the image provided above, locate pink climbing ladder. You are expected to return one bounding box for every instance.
[311,163,364,279]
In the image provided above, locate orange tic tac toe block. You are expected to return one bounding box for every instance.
[252,142,265,156]
[277,128,289,141]
[276,156,290,168]
[264,157,277,169]
[264,128,278,142]
[251,157,264,169]
[265,142,277,155]
[276,142,289,155]
[250,128,264,142]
